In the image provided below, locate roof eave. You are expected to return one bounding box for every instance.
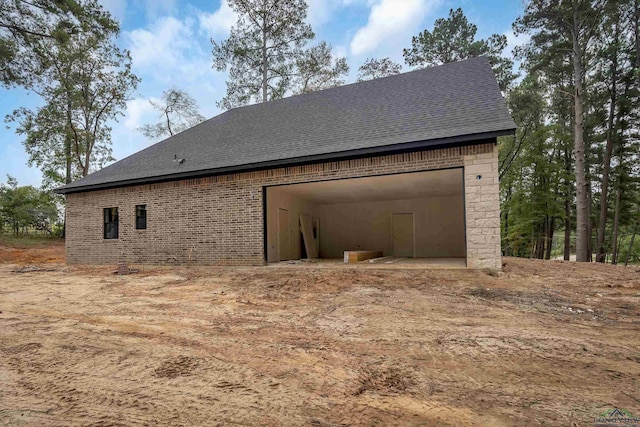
[54,128,516,195]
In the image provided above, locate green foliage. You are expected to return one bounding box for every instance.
[0,0,118,88]
[0,176,60,236]
[618,226,640,265]
[500,76,566,258]
[5,13,140,188]
[292,41,349,94]
[403,8,516,90]
[357,58,402,82]
[211,0,315,108]
[506,0,640,263]
[0,234,62,246]
[139,88,206,140]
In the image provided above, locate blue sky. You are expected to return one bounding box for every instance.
[0,0,526,187]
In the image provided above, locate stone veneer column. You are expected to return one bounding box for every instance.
[463,144,502,270]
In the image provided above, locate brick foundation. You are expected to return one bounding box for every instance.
[66,142,501,268]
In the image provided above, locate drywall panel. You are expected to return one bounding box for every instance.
[317,195,465,258]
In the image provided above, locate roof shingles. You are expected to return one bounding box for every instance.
[56,57,515,194]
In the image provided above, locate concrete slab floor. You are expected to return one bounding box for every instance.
[268,257,467,269]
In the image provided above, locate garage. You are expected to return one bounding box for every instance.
[265,168,466,264]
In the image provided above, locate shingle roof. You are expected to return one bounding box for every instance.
[56,56,515,194]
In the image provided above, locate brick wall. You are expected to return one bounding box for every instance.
[66,142,501,268]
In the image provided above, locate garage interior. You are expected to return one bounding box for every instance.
[265,168,466,266]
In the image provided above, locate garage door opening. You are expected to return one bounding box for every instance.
[265,168,466,266]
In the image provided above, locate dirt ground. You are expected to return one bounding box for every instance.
[1,242,639,426]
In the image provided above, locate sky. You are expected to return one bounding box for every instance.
[0,0,527,188]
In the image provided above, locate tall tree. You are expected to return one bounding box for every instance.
[0,0,117,88]
[500,75,564,259]
[515,0,606,262]
[594,1,630,262]
[7,19,139,188]
[403,8,516,90]
[139,89,206,140]
[291,41,348,94]
[357,58,402,82]
[211,0,314,109]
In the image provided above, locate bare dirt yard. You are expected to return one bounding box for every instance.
[1,241,639,426]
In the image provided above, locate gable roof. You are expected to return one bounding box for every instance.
[55,56,515,194]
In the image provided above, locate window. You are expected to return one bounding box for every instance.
[135,205,147,230]
[103,207,118,239]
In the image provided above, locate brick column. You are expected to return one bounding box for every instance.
[463,144,501,270]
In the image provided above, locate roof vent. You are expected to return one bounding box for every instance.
[173,154,185,164]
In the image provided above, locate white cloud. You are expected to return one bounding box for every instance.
[306,0,372,28]
[143,0,177,19]
[126,17,195,70]
[333,44,347,60]
[306,0,337,27]
[349,0,439,57]
[199,0,236,36]
[123,98,158,132]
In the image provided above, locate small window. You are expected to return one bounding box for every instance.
[104,207,118,239]
[135,205,147,230]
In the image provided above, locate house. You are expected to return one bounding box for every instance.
[55,57,516,269]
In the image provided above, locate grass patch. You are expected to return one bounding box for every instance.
[0,235,63,248]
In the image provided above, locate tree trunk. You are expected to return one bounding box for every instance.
[166,109,174,136]
[634,0,640,70]
[535,231,545,259]
[65,135,72,184]
[596,44,617,262]
[261,24,268,103]
[587,183,594,262]
[572,8,589,262]
[564,147,572,260]
[615,233,624,264]
[545,217,555,260]
[611,177,622,264]
[625,219,638,267]
[64,85,74,185]
[63,86,72,240]
[530,230,535,258]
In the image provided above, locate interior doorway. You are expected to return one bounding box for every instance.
[278,208,290,261]
[392,213,415,257]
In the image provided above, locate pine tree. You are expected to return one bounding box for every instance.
[404,8,516,90]
[515,0,607,262]
[211,0,314,109]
